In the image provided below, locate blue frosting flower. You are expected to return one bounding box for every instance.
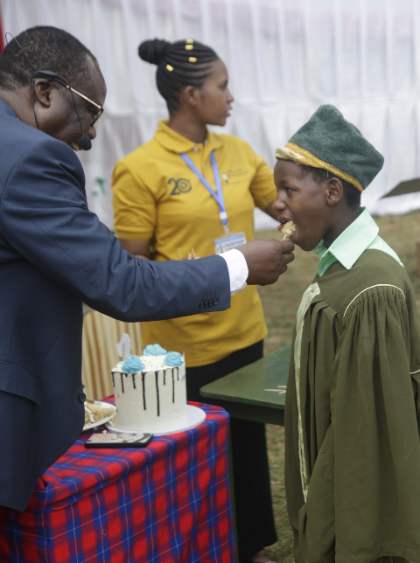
[143,344,167,356]
[121,355,145,374]
[164,351,184,367]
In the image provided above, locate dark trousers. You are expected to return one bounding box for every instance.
[186,340,278,560]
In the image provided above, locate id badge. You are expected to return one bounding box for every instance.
[214,232,247,254]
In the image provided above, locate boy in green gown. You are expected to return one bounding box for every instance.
[273,105,420,563]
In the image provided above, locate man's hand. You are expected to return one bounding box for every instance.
[238,239,295,285]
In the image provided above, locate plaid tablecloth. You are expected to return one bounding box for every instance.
[0,402,235,563]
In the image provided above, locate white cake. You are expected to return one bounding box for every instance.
[110,345,187,432]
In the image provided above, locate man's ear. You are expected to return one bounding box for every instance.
[32,79,54,108]
[325,177,344,206]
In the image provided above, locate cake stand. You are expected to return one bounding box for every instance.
[105,405,206,436]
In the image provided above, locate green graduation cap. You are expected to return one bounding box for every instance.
[276,105,384,192]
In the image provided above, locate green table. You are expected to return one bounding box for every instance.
[200,344,291,425]
[200,345,292,561]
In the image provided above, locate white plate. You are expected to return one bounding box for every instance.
[106,405,206,436]
[83,401,117,432]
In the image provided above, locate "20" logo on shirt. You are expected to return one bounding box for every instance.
[168,178,192,195]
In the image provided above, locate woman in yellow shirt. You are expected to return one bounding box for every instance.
[112,38,278,563]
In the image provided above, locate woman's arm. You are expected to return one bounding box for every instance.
[245,148,278,220]
[119,239,152,260]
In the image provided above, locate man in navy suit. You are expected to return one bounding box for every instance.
[0,26,294,511]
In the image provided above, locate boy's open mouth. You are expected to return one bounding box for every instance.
[278,217,294,230]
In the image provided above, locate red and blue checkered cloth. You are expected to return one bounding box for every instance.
[0,402,235,563]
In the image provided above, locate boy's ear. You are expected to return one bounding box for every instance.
[325,177,344,206]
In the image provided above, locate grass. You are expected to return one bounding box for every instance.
[255,210,420,562]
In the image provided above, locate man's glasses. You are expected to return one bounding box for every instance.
[32,72,105,128]
[64,85,104,127]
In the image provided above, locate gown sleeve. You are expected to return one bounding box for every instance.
[301,285,420,563]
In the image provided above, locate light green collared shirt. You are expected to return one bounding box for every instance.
[313,208,403,277]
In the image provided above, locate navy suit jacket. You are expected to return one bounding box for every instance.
[0,100,230,511]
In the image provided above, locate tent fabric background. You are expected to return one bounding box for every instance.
[1,0,420,231]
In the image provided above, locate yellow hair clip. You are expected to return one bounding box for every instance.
[189,57,197,63]
[186,39,194,44]
[185,44,193,51]
[166,64,174,72]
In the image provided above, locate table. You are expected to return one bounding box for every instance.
[0,402,235,563]
[200,345,291,426]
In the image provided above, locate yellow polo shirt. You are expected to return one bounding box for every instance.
[112,120,276,367]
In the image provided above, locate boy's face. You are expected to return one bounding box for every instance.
[273,160,331,251]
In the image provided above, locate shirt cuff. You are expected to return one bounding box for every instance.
[220,249,249,296]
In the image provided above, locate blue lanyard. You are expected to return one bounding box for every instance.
[180,151,229,232]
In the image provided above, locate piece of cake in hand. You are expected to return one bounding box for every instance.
[110,344,187,432]
[281,221,296,240]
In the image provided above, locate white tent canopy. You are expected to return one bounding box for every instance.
[2,0,420,231]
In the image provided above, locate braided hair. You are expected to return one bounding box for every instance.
[139,38,219,114]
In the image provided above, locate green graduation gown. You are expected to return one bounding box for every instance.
[285,249,420,563]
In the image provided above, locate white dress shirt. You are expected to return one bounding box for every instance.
[220,249,249,296]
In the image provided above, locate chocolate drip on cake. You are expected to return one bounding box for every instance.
[142,373,146,410]
[111,372,115,387]
[120,372,125,393]
[172,369,175,403]
[155,371,160,416]
[164,372,166,385]
[132,374,136,389]
[176,367,179,381]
